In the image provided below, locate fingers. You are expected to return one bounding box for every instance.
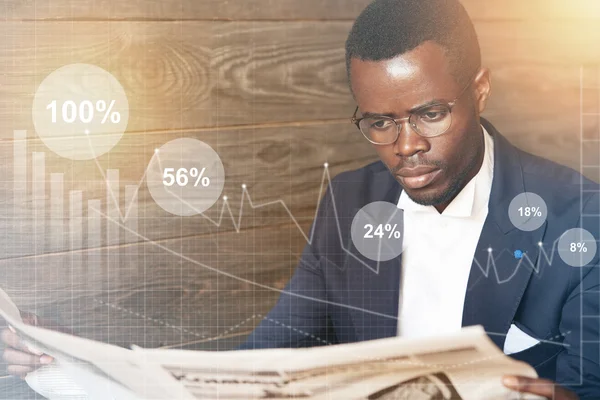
[2,347,53,379]
[7,365,34,379]
[1,328,29,353]
[1,327,43,355]
[2,327,54,379]
[1,311,60,379]
[2,348,47,367]
[502,375,578,400]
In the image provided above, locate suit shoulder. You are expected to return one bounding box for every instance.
[331,160,387,184]
[519,149,599,215]
[325,160,392,209]
[520,149,597,191]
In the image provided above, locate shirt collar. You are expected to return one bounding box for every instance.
[397,124,495,217]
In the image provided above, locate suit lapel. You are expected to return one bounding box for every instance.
[462,119,547,349]
[462,217,546,348]
[345,171,403,342]
[343,119,544,345]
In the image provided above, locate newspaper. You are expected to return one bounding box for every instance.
[0,288,543,400]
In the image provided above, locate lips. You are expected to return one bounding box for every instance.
[396,166,442,190]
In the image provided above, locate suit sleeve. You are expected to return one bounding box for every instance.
[237,183,340,349]
[556,193,600,398]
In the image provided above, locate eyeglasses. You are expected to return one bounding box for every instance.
[350,73,477,145]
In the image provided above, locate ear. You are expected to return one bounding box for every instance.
[472,67,492,114]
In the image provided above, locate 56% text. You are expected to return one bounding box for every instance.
[163,167,210,187]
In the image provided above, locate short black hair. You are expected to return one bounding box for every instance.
[345,0,481,89]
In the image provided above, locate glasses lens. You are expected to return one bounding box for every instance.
[412,105,452,137]
[359,117,397,144]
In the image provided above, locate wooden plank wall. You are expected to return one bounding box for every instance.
[0,0,598,376]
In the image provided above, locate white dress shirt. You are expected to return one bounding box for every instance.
[396,125,494,338]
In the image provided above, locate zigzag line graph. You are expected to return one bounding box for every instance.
[475,240,561,285]
[88,204,398,320]
[89,166,572,324]
[94,146,562,284]
[14,126,566,286]
[89,206,571,354]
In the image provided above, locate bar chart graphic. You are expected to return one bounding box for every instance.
[11,129,139,278]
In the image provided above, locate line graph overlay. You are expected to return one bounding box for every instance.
[7,65,597,354]
[10,125,574,281]
[578,65,600,388]
[75,67,600,358]
[111,150,556,280]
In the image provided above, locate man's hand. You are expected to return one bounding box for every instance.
[503,375,579,399]
[1,312,54,378]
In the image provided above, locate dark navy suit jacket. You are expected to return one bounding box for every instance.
[239,118,600,398]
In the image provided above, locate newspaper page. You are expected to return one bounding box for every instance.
[0,288,188,400]
[0,288,543,400]
[135,327,543,400]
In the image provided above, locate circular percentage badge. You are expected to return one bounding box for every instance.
[508,192,548,232]
[32,63,129,160]
[146,138,225,216]
[351,201,404,262]
[558,228,597,267]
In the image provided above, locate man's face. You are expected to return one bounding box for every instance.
[350,41,489,211]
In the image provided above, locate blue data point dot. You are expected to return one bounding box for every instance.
[514,250,523,259]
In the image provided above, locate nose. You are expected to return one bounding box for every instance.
[392,120,430,158]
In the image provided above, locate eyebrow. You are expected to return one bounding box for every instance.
[361,99,447,118]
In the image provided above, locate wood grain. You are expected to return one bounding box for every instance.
[1,110,598,261]
[0,122,378,259]
[1,20,598,136]
[1,0,599,20]
[0,21,350,134]
[0,2,597,399]
[0,221,311,348]
[0,19,597,263]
